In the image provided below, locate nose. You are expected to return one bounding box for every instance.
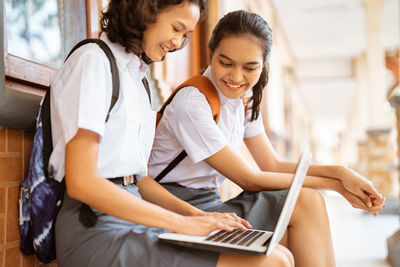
[171,35,184,50]
[230,67,243,83]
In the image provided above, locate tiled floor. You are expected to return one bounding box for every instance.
[323,192,399,267]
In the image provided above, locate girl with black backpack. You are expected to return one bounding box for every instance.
[49,1,274,267]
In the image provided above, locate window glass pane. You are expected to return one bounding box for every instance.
[5,0,87,69]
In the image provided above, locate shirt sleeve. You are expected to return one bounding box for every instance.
[163,86,228,163]
[244,108,265,138]
[52,47,112,145]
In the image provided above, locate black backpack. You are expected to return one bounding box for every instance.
[18,39,120,263]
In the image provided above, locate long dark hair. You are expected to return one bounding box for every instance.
[208,10,272,121]
[101,0,206,58]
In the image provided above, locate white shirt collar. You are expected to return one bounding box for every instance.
[203,66,243,108]
[100,33,148,75]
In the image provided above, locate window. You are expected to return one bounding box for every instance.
[3,0,99,89]
[0,0,100,128]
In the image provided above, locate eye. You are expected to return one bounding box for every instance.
[172,25,179,32]
[244,66,258,72]
[219,60,232,67]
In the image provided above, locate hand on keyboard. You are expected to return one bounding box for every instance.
[205,212,252,230]
[172,212,251,236]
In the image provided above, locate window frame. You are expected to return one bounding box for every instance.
[4,0,100,93]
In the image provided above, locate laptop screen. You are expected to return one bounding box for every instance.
[265,152,311,255]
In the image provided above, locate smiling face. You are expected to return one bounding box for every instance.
[141,1,200,62]
[209,34,264,99]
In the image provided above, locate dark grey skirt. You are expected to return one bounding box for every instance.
[55,184,220,267]
[162,184,288,232]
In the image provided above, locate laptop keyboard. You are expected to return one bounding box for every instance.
[205,229,266,247]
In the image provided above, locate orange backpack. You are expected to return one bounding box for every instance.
[154,75,249,182]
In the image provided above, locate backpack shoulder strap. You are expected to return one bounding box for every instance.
[63,38,120,120]
[154,75,220,183]
[157,75,220,126]
[42,39,120,177]
[66,39,120,120]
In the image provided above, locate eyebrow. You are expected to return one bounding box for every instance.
[219,54,261,65]
[177,21,194,33]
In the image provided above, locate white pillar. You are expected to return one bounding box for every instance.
[363,0,389,129]
[341,55,369,165]
[354,55,369,140]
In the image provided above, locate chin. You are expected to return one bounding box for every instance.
[148,55,161,62]
[143,50,159,62]
[232,93,242,99]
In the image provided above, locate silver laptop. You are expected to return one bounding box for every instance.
[158,152,312,256]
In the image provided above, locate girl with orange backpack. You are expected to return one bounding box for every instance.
[149,10,385,267]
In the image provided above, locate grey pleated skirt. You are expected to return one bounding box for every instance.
[55,184,220,267]
[162,184,288,232]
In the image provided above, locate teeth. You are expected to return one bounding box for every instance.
[160,44,169,52]
[226,82,242,88]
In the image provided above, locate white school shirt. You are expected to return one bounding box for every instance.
[148,67,264,189]
[49,34,155,182]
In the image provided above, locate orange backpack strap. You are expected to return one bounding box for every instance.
[154,75,220,183]
[156,75,220,127]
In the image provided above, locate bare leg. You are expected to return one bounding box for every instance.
[284,188,335,267]
[217,244,294,267]
[280,231,289,247]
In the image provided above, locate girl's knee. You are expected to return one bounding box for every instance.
[273,244,294,267]
[297,187,326,212]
